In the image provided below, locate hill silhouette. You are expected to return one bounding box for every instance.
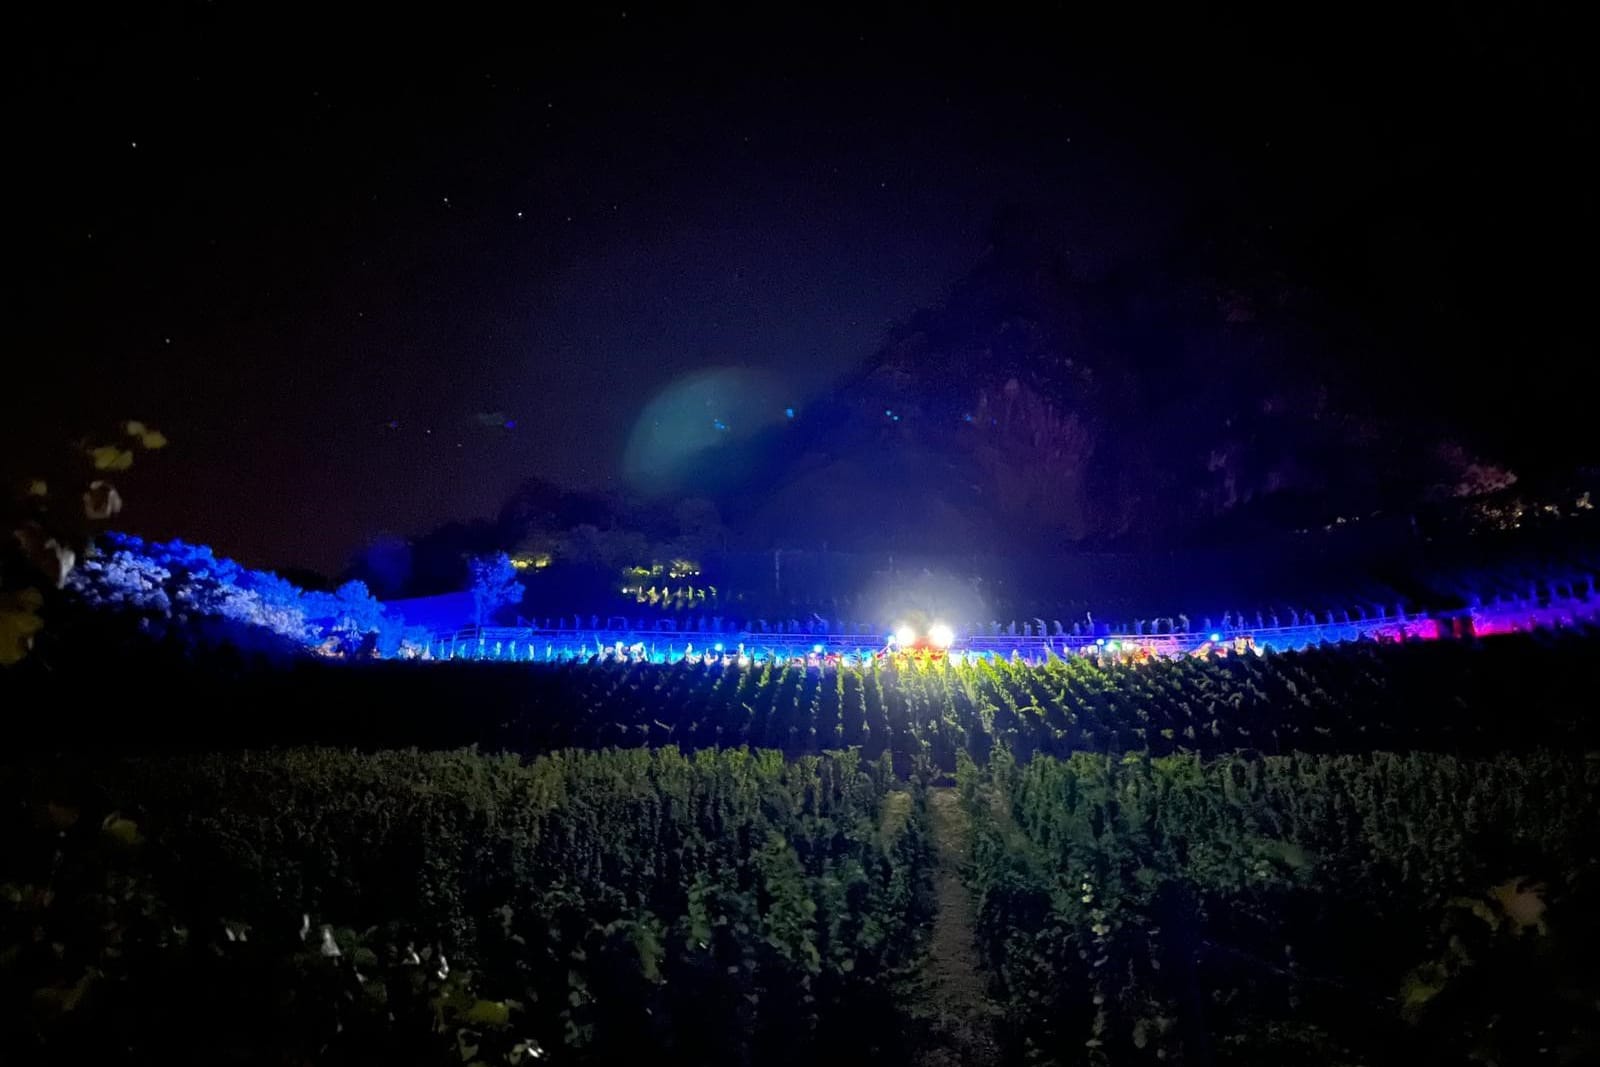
[719,209,1501,552]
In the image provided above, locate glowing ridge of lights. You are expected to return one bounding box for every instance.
[407,586,1596,667]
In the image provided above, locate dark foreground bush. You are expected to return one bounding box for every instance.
[962,748,1600,1065]
[0,747,932,1066]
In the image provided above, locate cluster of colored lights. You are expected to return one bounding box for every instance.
[887,621,955,649]
[423,591,1600,669]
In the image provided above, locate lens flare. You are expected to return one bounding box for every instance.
[928,622,955,648]
[894,624,917,647]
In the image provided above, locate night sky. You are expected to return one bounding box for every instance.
[8,5,1591,572]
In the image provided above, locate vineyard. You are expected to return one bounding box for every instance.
[9,8,1593,1062]
[5,625,1600,1062]
[16,627,1600,760]
[959,749,1600,1064]
[0,748,931,1065]
[468,632,1600,765]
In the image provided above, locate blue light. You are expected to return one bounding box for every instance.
[1210,633,1221,642]
[813,643,824,654]
[712,419,728,432]
[713,642,724,652]
[1096,638,1106,646]
[785,407,795,419]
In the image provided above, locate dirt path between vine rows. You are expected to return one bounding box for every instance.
[913,786,1001,1067]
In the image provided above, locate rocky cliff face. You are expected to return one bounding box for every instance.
[732,222,1501,551]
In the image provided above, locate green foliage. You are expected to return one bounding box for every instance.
[4,419,168,666]
[0,746,932,1064]
[0,588,44,666]
[961,750,1600,1065]
[364,634,1600,766]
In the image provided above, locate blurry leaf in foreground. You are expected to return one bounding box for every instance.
[27,479,47,497]
[89,445,134,471]
[43,801,80,831]
[510,1040,546,1063]
[465,999,511,1027]
[82,480,123,520]
[124,420,147,436]
[139,430,167,450]
[0,588,45,666]
[16,525,78,587]
[31,973,93,1019]
[45,540,76,587]
[14,527,76,588]
[101,812,144,849]
[1400,961,1449,1022]
[1489,878,1548,934]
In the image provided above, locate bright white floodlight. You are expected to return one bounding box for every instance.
[928,622,955,648]
[894,624,917,647]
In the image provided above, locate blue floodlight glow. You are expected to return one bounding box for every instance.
[1096,638,1106,646]
[713,642,724,652]
[785,407,795,419]
[1210,632,1222,642]
[813,643,824,653]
